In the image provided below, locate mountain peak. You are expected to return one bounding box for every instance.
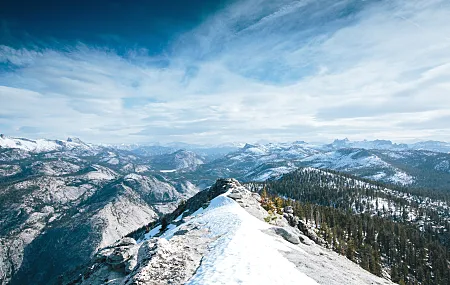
[67,137,85,144]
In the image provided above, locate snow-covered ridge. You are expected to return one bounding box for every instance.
[0,135,92,152]
[74,179,393,285]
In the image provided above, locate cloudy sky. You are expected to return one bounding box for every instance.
[1,0,450,144]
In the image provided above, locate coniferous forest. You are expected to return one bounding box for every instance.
[246,168,450,285]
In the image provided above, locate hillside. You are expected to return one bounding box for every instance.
[248,168,450,284]
[0,138,199,285]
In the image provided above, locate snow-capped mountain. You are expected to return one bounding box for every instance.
[326,138,450,153]
[301,148,450,189]
[188,140,450,190]
[149,150,205,171]
[327,138,409,151]
[71,179,393,285]
[0,135,94,153]
[191,141,321,183]
[301,148,416,185]
[410,140,450,153]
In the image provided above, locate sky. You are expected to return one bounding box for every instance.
[1,0,450,144]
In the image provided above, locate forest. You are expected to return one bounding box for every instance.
[246,168,450,285]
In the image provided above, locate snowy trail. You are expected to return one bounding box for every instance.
[175,193,318,285]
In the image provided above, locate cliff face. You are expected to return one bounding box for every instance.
[0,165,192,285]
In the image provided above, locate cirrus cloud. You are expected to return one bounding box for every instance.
[1,0,450,144]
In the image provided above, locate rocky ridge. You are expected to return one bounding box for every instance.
[72,179,394,285]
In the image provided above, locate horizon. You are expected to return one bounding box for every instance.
[2,0,450,144]
[1,132,449,147]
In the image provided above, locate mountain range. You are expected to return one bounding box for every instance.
[1,135,449,284]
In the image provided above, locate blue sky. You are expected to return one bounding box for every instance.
[1,0,450,144]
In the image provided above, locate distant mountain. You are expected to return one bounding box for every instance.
[410,140,450,153]
[190,141,450,190]
[191,141,321,184]
[327,138,450,153]
[0,135,94,153]
[328,138,408,151]
[149,150,205,171]
[113,142,242,161]
[302,148,450,189]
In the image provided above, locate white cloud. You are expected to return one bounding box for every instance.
[1,0,450,144]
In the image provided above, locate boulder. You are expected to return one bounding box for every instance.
[251,193,262,203]
[297,221,327,246]
[107,248,131,265]
[298,234,315,246]
[113,237,136,247]
[273,227,300,244]
[228,192,243,200]
[284,206,294,214]
[283,213,299,227]
[297,220,309,232]
[125,257,137,273]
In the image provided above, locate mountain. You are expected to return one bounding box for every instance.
[188,141,450,190]
[0,140,201,285]
[301,148,450,189]
[190,141,321,184]
[2,135,450,284]
[326,138,450,154]
[410,140,450,153]
[0,135,94,153]
[328,138,408,151]
[70,179,394,285]
[149,150,205,171]
[114,142,242,161]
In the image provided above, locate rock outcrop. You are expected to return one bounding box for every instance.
[297,220,327,246]
[272,227,301,244]
[283,206,300,227]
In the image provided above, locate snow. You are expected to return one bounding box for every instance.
[366,172,387,180]
[389,171,414,185]
[0,135,91,153]
[85,171,115,180]
[0,136,60,152]
[435,160,449,172]
[135,165,150,173]
[190,207,205,218]
[302,150,390,170]
[142,225,162,240]
[107,158,119,165]
[157,191,317,285]
[84,166,117,181]
[245,146,267,155]
[173,211,188,222]
[251,166,296,181]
